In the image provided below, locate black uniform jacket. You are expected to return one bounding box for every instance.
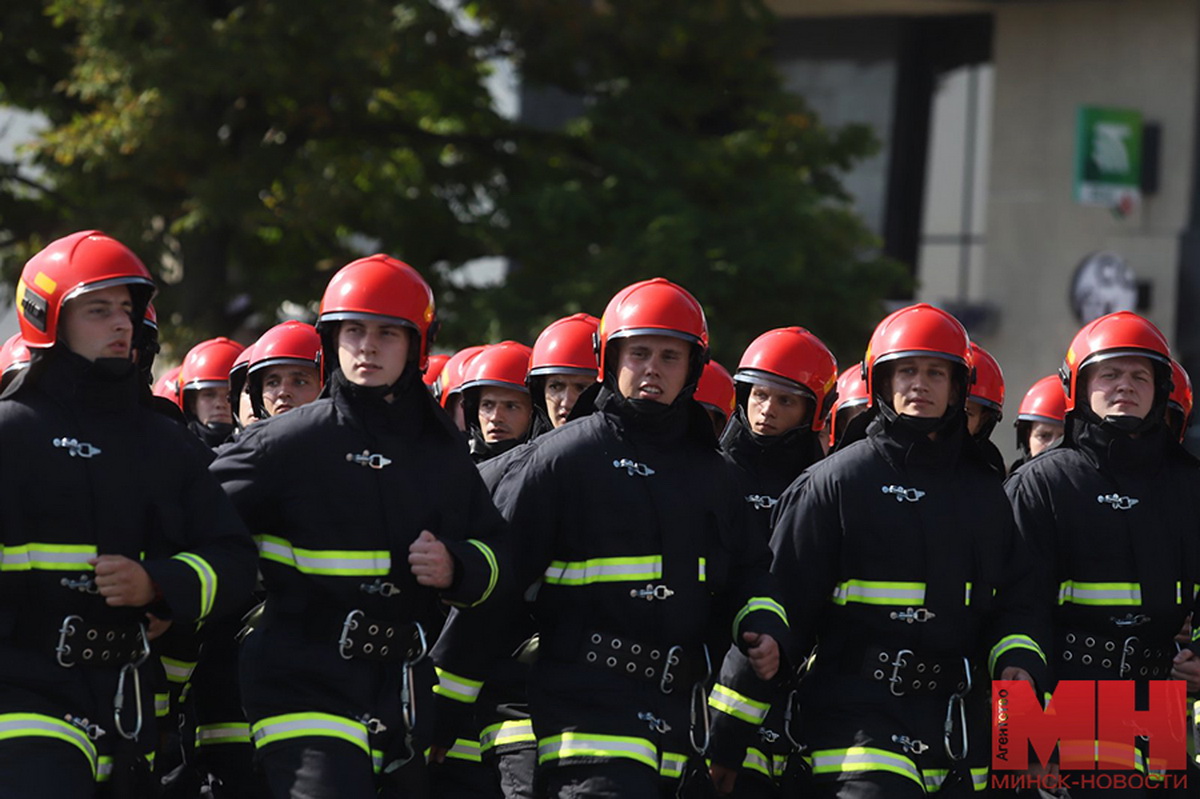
[712,409,1049,780]
[1005,415,1200,682]
[435,386,790,773]
[0,351,257,767]
[209,370,505,736]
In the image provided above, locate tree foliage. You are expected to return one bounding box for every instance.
[0,0,906,366]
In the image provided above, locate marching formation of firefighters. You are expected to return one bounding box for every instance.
[0,229,1197,799]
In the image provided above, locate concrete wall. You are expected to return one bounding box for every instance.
[975,0,1197,456]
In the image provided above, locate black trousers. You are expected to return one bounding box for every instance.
[0,737,98,798]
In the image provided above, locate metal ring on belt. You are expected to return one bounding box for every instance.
[338,609,427,662]
[862,647,970,697]
[1060,631,1173,678]
[581,630,695,693]
[56,615,150,668]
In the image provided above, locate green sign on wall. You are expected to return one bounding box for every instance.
[1075,106,1142,210]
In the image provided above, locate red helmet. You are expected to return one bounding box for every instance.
[1059,311,1171,412]
[17,230,156,349]
[424,354,451,392]
[529,313,601,380]
[828,362,869,448]
[967,343,1005,415]
[316,254,436,371]
[1169,359,1193,420]
[862,303,971,408]
[695,360,736,421]
[0,334,31,379]
[439,345,487,408]
[597,278,708,382]
[1016,376,1067,425]
[228,343,254,408]
[248,321,322,380]
[461,342,533,396]
[735,327,838,431]
[153,365,183,407]
[179,337,247,401]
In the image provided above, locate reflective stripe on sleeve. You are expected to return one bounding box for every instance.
[433,667,484,704]
[537,733,658,769]
[0,543,97,572]
[708,683,770,725]
[196,722,252,747]
[732,597,788,640]
[988,634,1046,673]
[543,556,662,586]
[742,747,770,777]
[155,693,170,719]
[660,751,687,778]
[161,657,197,685]
[831,579,926,606]
[445,737,482,762]
[466,539,499,606]
[698,558,707,583]
[171,552,218,620]
[250,712,370,756]
[810,747,923,790]
[1057,581,1142,606]
[0,713,98,778]
[480,719,535,753]
[255,535,390,577]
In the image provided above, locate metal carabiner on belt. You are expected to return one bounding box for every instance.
[688,645,712,755]
[943,657,972,761]
[113,623,151,741]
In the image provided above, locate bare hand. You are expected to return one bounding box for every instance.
[1172,648,1200,692]
[709,762,738,795]
[1000,666,1035,686]
[408,530,454,589]
[744,632,779,681]
[145,613,172,641]
[89,555,156,607]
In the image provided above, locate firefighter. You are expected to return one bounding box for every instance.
[711,303,1048,798]
[526,313,601,430]
[432,277,788,798]
[1167,359,1193,443]
[423,354,451,398]
[696,360,737,439]
[178,337,246,449]
[209,253,505,798]
[459,341,543,462]
[439,345,487,432]
[0,230,257,797]
[1005,311,1200,797]
[228,344,256,431]
[827,363,868,453]
[965,343,1006,477]
[245,320,323,421]
[0,333,30,391]
[708,326,837,797]
[1008,375,1067,474]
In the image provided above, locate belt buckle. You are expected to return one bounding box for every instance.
[56,615,83,668]
[661,644,683,694]
[888,649,913,697]
[1118,635,1139,678]
[339,609,364,661]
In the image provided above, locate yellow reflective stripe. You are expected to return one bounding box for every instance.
[0,713,98,778]
[1057,580,1142,606]
[732,596,788,640]
[924,768,949,792]
[433,667,484,704]
[155,692,170,719]
[0,542,97,572]
[832,579,926,606]
[708,683,770,725]
[251,712,369,756]
[988,634,1046,672]
[466,539,499,606]
[446,737,482,762]
[480,719,535,752]
[698,558,707,583]
[544,556,662,586]
[660,750,687,778]
[255,534,391,577]
[196,722,252,746]
[537,733,658,769]
[971,767,989,791]
[161,656,197,685]
[810,747,923,789]
[97,755,112,782]
[743,747,771,777]
[171,552,217,620]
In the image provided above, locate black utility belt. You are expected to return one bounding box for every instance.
[337,609,427,663]
[55,615,149,668]
[580,629,706,693]
[1060,630,1173,679]
[859,646,971,697]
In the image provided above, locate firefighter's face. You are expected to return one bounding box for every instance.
[1086,355,1154,420]
[59,285,134,362]
[478,386,533,442]
[337,319,412,389]
[544,372,595,428]
[1028,420,1063,456]
[191,386,232,426]
[260,364,321,416]
[889,356,954,418]
[746,383,811,436]
[615,335,690,405]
